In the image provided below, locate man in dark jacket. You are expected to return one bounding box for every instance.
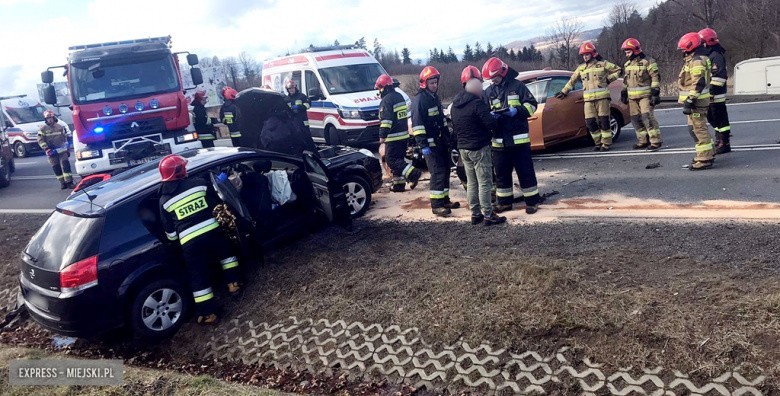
[699,28,731,154]
[412,66,460,216]
[259,101,317,157]
[158,154,241,325]
[220,87,242,147]
[375,74,422,192]
[482,57,541,214]
[451,66,506,226]
[193,91,216,148]
[284,80,311,135]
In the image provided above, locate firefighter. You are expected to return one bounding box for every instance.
[193,91,216,148]
[482,57,541,214]
[411,66,460,216]
[375,74,422,192]
[677,32,714,171]
[158,154,241,325]
[699,27,731,154]
[620,38,663,150]
[555,42,622,151]
[284,80,311,134]
[220,87,242,147]
[38,110,73,189]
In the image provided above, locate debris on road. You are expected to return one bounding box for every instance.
[646,162,661,169]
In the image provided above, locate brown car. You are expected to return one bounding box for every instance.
[515,69,630,151]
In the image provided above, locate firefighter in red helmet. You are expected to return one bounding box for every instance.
[677,32,715,170]
[376,74,421,192]
[699,27,731,154]
[555,42,622,151]
[411,66,460,216]
[482,57,541,214]
[158,154,242,325]
[621,38,663,150]
[192,91,216,148]
[38,110,74,189]
[284,80,312,135]
[220,87,242,147]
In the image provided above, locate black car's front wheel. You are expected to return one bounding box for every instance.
[341,174,371,218]
[129,279,190,341]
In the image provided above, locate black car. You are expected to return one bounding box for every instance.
[19,147,361,340]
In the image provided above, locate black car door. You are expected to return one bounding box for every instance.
[302,151,352,228]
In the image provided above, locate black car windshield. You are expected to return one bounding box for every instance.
[4,103,47,124]
[71,55,179,104]
[319,63,386,95]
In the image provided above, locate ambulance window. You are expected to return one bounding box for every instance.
[305,71,321,96]
[290,71,302,92]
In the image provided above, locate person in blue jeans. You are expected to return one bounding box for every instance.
[450,66,507,226]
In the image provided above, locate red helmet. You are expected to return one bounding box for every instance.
[481,57,508,80]
[42,110,57,120]
[192,90,207,104]
[579,42,598,56]
[698,28,719,46]
[621,38,642,54]
[375,74,394,90]
[678,32,702,52]
[222,86,238,100]
[418,66,440,89]
[158,154,188,182]
[285,80,298,91]
[461,65,482,85]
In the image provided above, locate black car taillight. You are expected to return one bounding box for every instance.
[60,255,98,293]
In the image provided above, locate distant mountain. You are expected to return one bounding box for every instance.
[504,28,602,52]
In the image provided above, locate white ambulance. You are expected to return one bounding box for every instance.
[262,46,410,146]
[0,96,71,157]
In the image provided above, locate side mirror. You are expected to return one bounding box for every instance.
[43,85,57,105]
[186,54,199,66]
[190,68,203,86]
[41,70,54,84]
[4,121,12,129]
[308,87,323,101]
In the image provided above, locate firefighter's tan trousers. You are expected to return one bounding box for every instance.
[584,99,612,147]
[629,98,662,145]
[688,106,714,166]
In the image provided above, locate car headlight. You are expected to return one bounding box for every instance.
[76,149,102,160]
[339,109,362,119]
[358,149,375,158]
[102,105,113,116]
[24,132,37,139]
[176,133,198,143]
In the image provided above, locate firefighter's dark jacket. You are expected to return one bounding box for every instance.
[193,101,211,133]
[378,88,409,141]
[411,89,446,149]
[159,176,222,245]
[219,100,241,133]
[450,91,496,151]
[483,67,538,148]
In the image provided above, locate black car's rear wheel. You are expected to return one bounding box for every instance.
[130,279,190,341]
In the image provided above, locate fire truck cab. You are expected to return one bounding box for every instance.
[41,36,203,176]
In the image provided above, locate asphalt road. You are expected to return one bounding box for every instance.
[1,100,779,212]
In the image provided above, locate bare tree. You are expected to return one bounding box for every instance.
[222,56,240,89]
[668,0,720,26]
[238,52,259,89]
[547,17,584,69]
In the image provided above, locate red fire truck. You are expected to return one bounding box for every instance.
[41,36,204,176]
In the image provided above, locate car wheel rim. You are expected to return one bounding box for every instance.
[610,116,618,134]
[14,144,24,157]
[141,288,183,332]
[343,182,367,215]
[450,149,459,167]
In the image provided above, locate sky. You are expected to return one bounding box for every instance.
[0,0,659,101]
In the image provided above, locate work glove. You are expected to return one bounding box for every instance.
[45,149,53,157]
[682,97,694,115]
[490,111,501,120]
[506,107,518,118]
[216,171,228,183]
[651,95,661,106]
[620,90,628,105]
[554,91,567,99]
[421,147,432,156]
[650,88,660,97]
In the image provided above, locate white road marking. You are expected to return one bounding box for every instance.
[535,144,780,159]
[11,175,58,180]
[0,209,52,214]
[624,118,780,130]
[653,99,780,111]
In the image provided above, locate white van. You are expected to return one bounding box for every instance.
[0,97,70,157]
[734,56,780,95]
[262,46,410,146]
